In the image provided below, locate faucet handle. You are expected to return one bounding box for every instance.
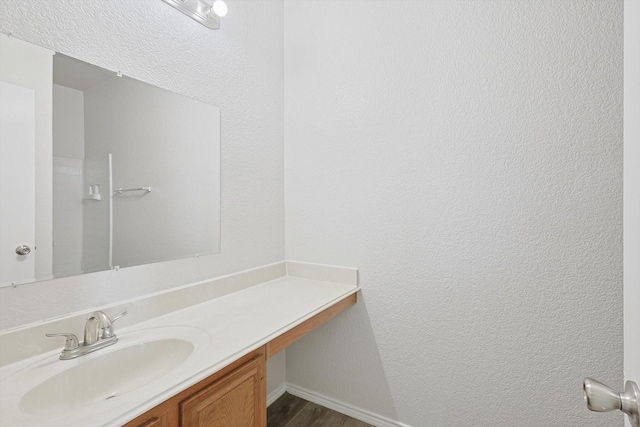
[107,310,127,338]
[94,309,127,339]
[111,310,128,324]
[46,333,79,351]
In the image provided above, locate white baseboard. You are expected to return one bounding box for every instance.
[286,383,412,427]
[267,383,288,407]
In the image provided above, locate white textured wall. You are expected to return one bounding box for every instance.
[284,1,623,426]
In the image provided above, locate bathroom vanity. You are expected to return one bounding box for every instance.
[125,294,357,427]
[0,261,359,427]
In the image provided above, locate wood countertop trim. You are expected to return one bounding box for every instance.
[265,293,357,358]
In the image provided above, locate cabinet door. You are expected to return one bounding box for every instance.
[180,356,266,427]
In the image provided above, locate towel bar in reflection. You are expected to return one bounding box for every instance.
[113,186,152,195]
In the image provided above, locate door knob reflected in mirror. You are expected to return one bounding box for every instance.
[583,378,640,427]
[15,245,31,256]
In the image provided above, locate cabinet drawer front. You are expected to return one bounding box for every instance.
[138,417,161,427]
[180,357,265,427]
[123,409,174,427]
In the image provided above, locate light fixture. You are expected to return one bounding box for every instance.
[210,0,227,17]
[162,0,228,30]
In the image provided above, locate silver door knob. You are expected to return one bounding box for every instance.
[584,377,640,427]
[15,245,31,255]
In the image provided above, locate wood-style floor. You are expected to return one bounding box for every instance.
[267,392,375,427]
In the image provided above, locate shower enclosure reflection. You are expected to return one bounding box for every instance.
[51,53,222,279]
[53,153,113,277]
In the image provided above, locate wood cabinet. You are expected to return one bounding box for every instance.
[124,348,266,427]
[181,355,264,427]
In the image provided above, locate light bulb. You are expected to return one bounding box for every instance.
[210,0,227,17]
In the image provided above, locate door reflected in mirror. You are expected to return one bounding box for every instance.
[0,34,221,287]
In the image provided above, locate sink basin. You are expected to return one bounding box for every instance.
[1,325,211,419]
[20,338,193,415]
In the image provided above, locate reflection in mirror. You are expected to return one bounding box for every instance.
[0,34,220,287]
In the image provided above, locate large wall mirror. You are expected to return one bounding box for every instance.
[0,34,221,288]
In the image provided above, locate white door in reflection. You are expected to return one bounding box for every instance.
[0,81,36,285]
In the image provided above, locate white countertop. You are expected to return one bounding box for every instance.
[0,262,359,427]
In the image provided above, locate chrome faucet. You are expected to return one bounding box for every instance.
[46,310,128,360]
